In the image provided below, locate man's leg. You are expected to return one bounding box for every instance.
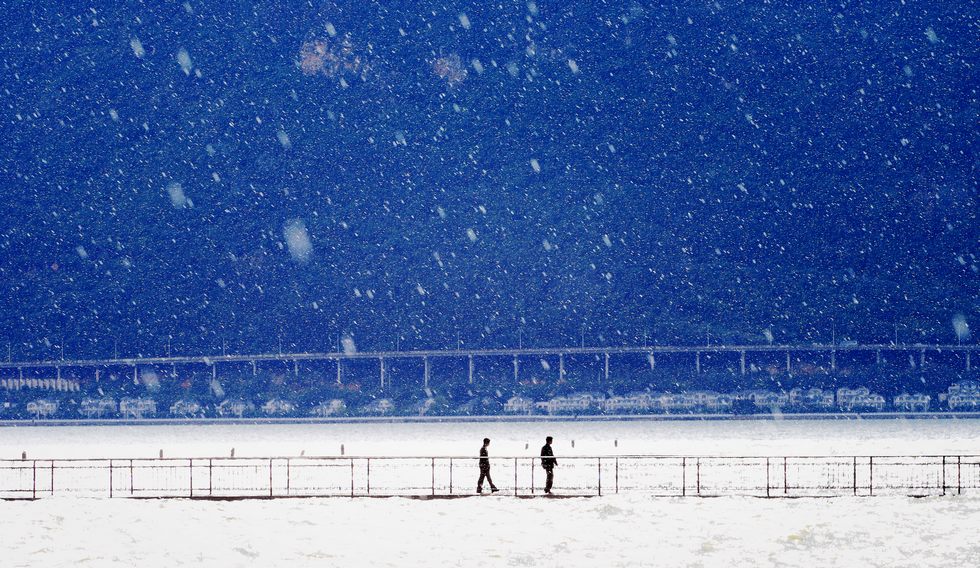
[487,470,498,491]
[478,470,487,493]
[544,468,553,493]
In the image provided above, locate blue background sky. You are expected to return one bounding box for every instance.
[1,1,976,359]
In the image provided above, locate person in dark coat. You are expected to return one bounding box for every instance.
[540,436,557,494]
[477,438,499,493]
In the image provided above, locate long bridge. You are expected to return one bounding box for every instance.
[0,343,975,390]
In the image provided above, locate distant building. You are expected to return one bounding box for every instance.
[503,396,534,414]
[541,393,605,414]
[169,399,202,417]
[658,393,693,412]
[947,381,980,410]
[789,388,835,409]
[744,390,790,410]
[683,391,732,412]
[362,398,394,415]
[836,387,867,406]
[311,399,346,417]
[120,397,157,419]
[893,393,931,412]
[26,399,58,419]
[948,380,980,397]
[217,399,255,418]
[409,398,436,416]
[1,378,80,392]
[604,393,652,413]
[79,397,117,419]
[261,399,295,416]
[836,387,885,411]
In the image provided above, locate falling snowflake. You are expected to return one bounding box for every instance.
[432,54,468,86]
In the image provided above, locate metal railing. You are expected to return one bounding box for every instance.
[1,454,977,500]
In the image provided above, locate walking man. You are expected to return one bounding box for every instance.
[540,436,557,494]
[477,437,499,493]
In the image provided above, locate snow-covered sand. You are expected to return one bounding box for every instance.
[3,493,978,567]
[2,419,978,567]
[3,417,980,459]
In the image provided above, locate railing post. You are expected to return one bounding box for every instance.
[208,459,213,497]
[350,458,355,497]
[431,458,435,497]
[598,458,602,497]
[367,458,371,496]
[130,459,135,496]
[682,457,686,497]
[869,456,874,497]
[615,457,619,495]
[941,456,946,496]
[109,459,113,498]
[32,460,36,499]
[852,456,857,496]
[449,458,453,495]
[766,458,770,498]
[269,458,274,497]
[696,458,701,496]
[958,456,962,495]
[189,459,194,498]
[531,457,535,494]
[514,458,518,497]
[50,461,54,496]
[783,457,788,495]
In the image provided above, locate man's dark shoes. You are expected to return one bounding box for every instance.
[491,487,500,493]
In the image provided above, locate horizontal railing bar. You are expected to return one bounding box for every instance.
[3,453,978,463]
[1,343,977,370]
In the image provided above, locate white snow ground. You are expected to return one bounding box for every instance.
[2,419,979,567]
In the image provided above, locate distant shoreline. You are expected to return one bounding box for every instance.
[2,411,980,427]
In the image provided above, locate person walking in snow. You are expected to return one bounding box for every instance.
[540,436,557,494]
[477,437,499,493]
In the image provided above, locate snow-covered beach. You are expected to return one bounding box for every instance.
[3,420,979,566]
[4,418,980,459]
[4,492,979,567]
